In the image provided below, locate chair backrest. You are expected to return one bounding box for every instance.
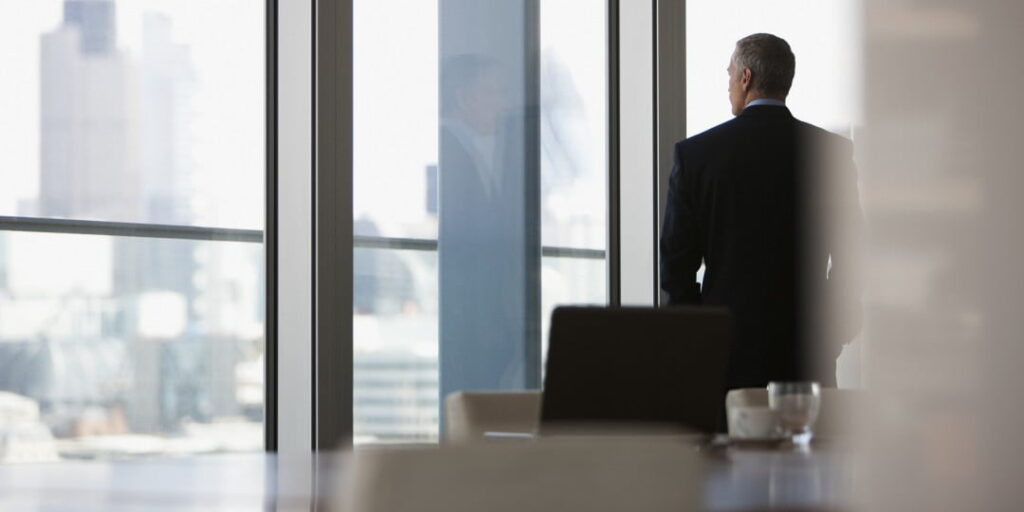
[444,391,542,443]
[342,438,702,512]
[541,306,733,434]
[724,387,864,438]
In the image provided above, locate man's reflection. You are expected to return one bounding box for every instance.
[439,55,531,399]
[441,56,504,199]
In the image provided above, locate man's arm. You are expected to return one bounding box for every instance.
[660,141,703,305]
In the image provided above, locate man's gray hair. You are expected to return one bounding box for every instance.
[733,33,795,98]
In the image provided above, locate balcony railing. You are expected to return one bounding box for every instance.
[0,216,606,259]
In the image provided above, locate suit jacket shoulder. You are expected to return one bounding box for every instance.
[675,117,744,167]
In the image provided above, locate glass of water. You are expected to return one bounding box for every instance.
[767,382,821,445]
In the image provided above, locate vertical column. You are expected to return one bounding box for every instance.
[275,0,313,455]
[274,0,315,507]
[617,0,656,305]
[655,0,686,306]
[315,0,354,450]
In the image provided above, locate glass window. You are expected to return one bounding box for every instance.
[2,0,264,228]
[0,0,264,461]
[353,0,607,443]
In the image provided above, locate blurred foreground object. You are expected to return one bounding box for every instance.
[861,1,1024,510]
[342,437,700,512]
[0,392,59,463]
[444,390,541,443]
[727,387,862,440]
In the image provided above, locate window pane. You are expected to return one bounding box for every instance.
[353,0,607,443]
[0,0,264,461]
[354,247,438,443]
[0,0,264,229]
[0,232,264,460]
[540,0,608,251]
[540,255,606,370]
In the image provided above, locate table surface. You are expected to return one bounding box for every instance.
[0,443,855,511]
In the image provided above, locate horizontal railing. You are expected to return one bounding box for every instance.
[353,235,605,260]
[0,215,263,243]
[0,216,606,260]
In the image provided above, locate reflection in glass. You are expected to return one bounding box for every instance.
[438,0,541,402]
[353,0,606,443]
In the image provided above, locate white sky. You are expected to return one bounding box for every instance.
[2,0,607,240]
[353,0,608,244]
[687,0,862,136]
[1,0,860,229]
[0,0,264,228]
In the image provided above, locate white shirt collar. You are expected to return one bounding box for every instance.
[744,98,787,109]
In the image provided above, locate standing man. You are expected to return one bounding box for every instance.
[660,33,862,388]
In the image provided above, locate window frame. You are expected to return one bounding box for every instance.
[290,0,662,447]
[1,0,671,453]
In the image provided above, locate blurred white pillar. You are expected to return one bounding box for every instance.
[861,1,1024,509]
[618,0,656,305]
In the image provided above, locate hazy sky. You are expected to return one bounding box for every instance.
[0,0,264,228]
[353,0,608,245]
[1,0,609,240]
[687,0,862,136]
[1,0,860,230]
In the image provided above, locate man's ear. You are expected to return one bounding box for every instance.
[741,67,753,91]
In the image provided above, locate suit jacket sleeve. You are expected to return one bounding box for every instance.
[660,141,703,305]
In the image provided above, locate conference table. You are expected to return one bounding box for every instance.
[0,441,855,511]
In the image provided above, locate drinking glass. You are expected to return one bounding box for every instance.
[767,382,821,445]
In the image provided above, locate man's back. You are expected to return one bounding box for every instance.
[660,104,859,388]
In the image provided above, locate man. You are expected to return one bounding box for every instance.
[660,33,862,389]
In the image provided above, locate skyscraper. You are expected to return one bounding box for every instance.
[40,0,140,221]
[63,0,117,55]
[36,0,222,436]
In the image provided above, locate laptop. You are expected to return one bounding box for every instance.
[540,306,733,434]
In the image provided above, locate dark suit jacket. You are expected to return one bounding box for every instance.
[660,105,862,389]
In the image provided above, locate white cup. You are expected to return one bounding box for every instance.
[727,406,780,439]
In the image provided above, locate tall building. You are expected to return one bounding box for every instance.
[34,0,243,437]
[63,0,117,55]
[40,0,140,221]
[140,13,194,225]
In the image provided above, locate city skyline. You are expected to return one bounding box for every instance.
[1,0,264,229]
[1,0,266,460]
[0,0,612,454]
